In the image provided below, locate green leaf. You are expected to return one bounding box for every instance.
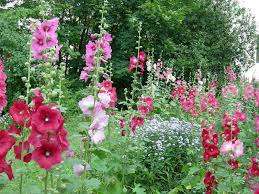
[133,184,146,194]
[84,178,101,190]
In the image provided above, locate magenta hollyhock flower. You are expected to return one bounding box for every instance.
[0,130,15,158]
[130,116,144,134]
[128,55,138,72]
[80,70,89,81]
[32,140,62,170]
[0,60,7,114]
[102,33,112,42]
[0,158,14,180]
[225,65,237,82]
[141,96,153,110]
[31,105,62,133]
[9,100,30,126]
[138,105,150,116]
[243,84,254,100]
[138,51,146,63]
[31,30,46,52]
[255,137,259,148]
[32,88,44,111]
[101,41,112,61]
[222,84,238,98]
[39,18,59,34]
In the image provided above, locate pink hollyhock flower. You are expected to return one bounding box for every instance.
[141,97,153,110]
[78,95,95,116]
[90,130,105,144]
[0,130,15,158]
[250,183,259,194]
[130,116,144,134]
[138,51,146,63]
[32,140,62,170]
[225,65,237,82]
[13,141,32,163]
[31,105,62,133]
[138,105,149,116]
[31,30,46,52]
[128,55,138,72]
[0,60,7,114]
[255,89,259,107]
[102,33,112,42]
[233,110,247,122]
[220,140,244,159]
[39,18,59,34]
[80,70,89,81]
[255,115,259,133]
[9,100,30,126]
[90,110,109,131]
[222,84,238,98]
[100,80,113,90]
[243,84,254,100]
[0,158,14,180]
[101,41,112,61]
[98,92,111,108]
[73,163,91,176]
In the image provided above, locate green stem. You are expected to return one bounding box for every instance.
[44,171,49,194]
[19,174,23,194]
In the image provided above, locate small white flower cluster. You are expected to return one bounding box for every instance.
[135,116,200,161]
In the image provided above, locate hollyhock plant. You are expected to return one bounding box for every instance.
[0,59,7,114]
[255,89,259,107]
[220,139,244,159]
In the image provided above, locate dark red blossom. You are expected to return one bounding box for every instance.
[228,159,239,169]
[9,100,30,126]
[204,171,217,193]
[31,105,62,133]
[0,130,15,158]
[7,124,21,135]
[248,157,259,177]
[32,140,62,170]
[130,116,144,134]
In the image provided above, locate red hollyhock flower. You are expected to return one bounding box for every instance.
[203,144,219,162]
[248,157,259,177]
[204,171,217,193]
[28,125,69,151]
[138,105,149,116]
[100,80,113,90]
[228,159,239,169]
[14,141,32,163]
[138,51,146,63]
[0,130,15,158]
[9,100,30,126]
[31,105,62,133]
[130,116,144,134]
[0,158,14,180]
[32,140,62,170]
[119,119,126,129]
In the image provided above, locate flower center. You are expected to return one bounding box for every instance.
[45,151,51,157]
[45,117,49,122]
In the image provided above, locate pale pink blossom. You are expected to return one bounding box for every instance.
[90,130,105,144]
[220,140,244,159]
[243,84,254,100]
[98,92,111,108]
[78,96,95,116]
